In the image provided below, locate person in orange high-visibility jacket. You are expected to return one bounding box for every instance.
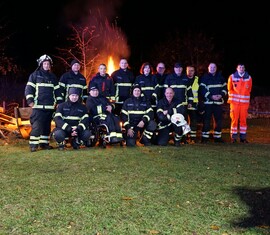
[227,63,252,143]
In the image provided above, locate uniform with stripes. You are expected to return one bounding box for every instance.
[25,58,62,150]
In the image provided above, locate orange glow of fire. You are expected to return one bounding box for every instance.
[107,56,116,75]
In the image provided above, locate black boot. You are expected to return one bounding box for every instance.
[140,136,151,146]
[71,137,80,149]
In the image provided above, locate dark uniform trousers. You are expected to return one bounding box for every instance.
[125,120,156,146]
[53,127,91,144]
[29,109,54,148]
[202,104,223,139]
[157,123,183,146]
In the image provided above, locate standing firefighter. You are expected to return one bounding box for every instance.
[199,62,227,143]
[227,63,252,143]
[25,54,62,152]
[111,58,135,115]
[59,59,88,103]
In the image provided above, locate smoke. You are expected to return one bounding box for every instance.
[61,0,130,66]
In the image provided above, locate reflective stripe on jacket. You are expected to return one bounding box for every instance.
[228,72,252,104]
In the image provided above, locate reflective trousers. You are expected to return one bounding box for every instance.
[229,103,249,140]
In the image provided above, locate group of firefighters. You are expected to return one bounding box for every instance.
[24,55,252,152]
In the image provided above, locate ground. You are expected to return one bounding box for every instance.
[1,118,269,146]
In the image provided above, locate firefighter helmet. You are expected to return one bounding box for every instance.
[171,113,187,126]
[171,113,191,135]
[37,54,53,66]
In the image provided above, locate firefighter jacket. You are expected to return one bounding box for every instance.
[188,76,199,110]
[134,74,158,107]
[121,96,154,131]
[164,73,193,106]
[152,73,168,100]
[111,68,135,104]
[59,70,88,103]
[199,72,227,105]
[156,97,183,130]
[25,68,62,110]
[227,71,252,104]
[89,73,115,101]
[86,95,113,123]
[54,99,89,134]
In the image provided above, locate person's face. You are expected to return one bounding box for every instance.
[237,65,245,73]
[208,63,217,74]
[143,65,151,75]
[156,63,165,75]
[90,89,99,97]
[98,65,107,76]
[69,94,79,102]
[133,88,141,97]
[174,66,183,75]
[186,66,195,78]
[72,63,80,72]
[42,61,51,71]
[165,88,174,102]
[119,59,128,70]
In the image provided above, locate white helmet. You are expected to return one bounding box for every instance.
[37,54,53,66]
[171,113,187,127]
[171,113,191,135]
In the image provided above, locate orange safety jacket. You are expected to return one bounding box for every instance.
[227,72,252,104]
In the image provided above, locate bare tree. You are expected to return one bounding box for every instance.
[150,31,223,75]
[55,24,100,82]
[55,14,130,81]
[181,31,223,75]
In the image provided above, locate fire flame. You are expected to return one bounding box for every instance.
[107,56,116,75]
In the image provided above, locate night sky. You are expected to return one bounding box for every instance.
[2,0,270,89]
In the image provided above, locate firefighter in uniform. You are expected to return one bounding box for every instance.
[59,59,88,103]
[227,63,252,143]
[199,63,227,143]
[134,62,158,111]
[88,63,115,102]
[25,54,62,152]
[186,65,199,143]
[121,84,157,147]
[86,84,123,143]
[152,62,168,101]
[164,62,194,144]
[53,87,91,150]
[164,63,194,119]
[111,58,135,115]
[156,87,190,146]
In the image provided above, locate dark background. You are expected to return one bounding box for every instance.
[3,0,270,89]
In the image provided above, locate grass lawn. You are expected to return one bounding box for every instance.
[0,118,269,235]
